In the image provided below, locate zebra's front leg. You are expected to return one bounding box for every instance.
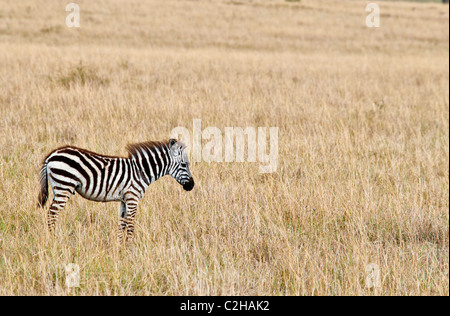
[125,198,139,244]
[118,201,128,244]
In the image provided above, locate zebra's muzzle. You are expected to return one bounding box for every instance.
[182,178,195,191]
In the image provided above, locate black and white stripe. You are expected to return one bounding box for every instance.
[38,138,194,243]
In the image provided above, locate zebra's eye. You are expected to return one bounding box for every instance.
[180,162,187,168]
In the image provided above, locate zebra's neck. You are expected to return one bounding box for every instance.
[129,143,171,186]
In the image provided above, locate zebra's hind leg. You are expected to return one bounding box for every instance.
[118,201,128,244]
[47,188,72,234]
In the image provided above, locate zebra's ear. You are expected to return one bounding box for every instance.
[169,138,177,148]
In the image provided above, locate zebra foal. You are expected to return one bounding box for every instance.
[37,139,194,243]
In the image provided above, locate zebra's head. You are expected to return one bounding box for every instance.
[168,138,194,191]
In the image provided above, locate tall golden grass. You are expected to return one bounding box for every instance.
[0,0,448,295]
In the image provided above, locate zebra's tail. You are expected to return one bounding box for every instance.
[38,160,49,208]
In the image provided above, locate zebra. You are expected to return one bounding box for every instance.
[37,138,194,243]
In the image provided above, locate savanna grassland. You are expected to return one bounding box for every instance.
[0,0,448,295]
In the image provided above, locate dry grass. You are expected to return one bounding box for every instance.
[0,0,448,295]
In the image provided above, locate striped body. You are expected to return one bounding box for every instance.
[46,148,146,202]
[38,139,194,243]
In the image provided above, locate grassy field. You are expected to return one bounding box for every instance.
[0,0,448,295]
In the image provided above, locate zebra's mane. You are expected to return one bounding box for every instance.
[125,140,170,158]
